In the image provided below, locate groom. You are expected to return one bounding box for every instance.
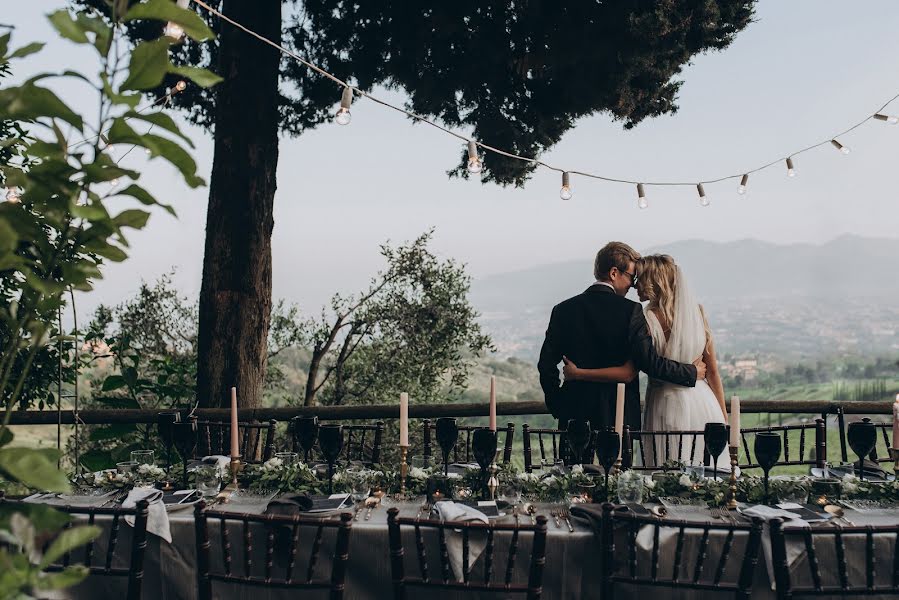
[538,241,705,438]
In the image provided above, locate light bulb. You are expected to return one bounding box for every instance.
[638,197,648,210]
[786,157,796,177]
[738,174,748,195]
[145,148,152,156]
[559,172,572,200]
[110,178,119,188]
[164,22,185,40]
[831,139,850,155]
[874,113,899,125]
[335,86,353,125]
[700,196,710,207]
[107,144,116,155]
[636,183,647,209]
[737,185,746,195]
[466,141,482,174]
[175,80,187,92]
[5,188,21,203]
[697,183,709,207]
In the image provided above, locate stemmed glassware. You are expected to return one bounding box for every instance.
[594,428,620,501]
[472,428,498,497]
[565,419,591,466]
[704,422,728,482]
[847,418,877,481]
[157,411,180,480]
[292,416,319,463]
[319,424,344,494]
[172,419,197,490]
[435,417,459,477]
[754,432,782,504]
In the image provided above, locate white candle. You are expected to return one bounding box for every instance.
[614,383,625,459]
[489,376,497,431]
[399,392,409,447]
[892,393,899,450]
[729,395,741,447]
[230,387,239,458]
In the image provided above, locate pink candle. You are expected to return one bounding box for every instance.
[399,393,409,447]
[230,387,239,458]
[892,394,899,449]
[614,383,625,459]
[489,376,497,431]
[729,396,741,447]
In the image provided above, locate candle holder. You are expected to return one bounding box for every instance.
[726,446,739,510]
[227,454,241,490]
[890,448,899,480]
[399,445,409,498]
[487,463,499,501]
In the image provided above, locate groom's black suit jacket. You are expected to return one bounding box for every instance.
[538,284,698,432]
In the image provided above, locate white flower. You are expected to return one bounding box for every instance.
[262,457,283,471]
[842,481,858,495]
[446,472,463,480]
[678,474,692,488]
[409,467,428,480]
[643,477,656,490]
[332,470,345,482]
[93,473,106,487]
[517,472,539,483]
[570,464,584,475]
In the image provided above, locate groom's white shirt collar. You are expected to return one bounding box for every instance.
[593,281,615,291]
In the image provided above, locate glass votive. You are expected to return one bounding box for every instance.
[131,450,155,466]
[685,460,705,481]
[411,455,436,469]
[617,470,645,505]
[195,465,221,497]
[275,452,299,466]
[116,460,138,474]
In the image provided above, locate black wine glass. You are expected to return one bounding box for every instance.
[704,422,728,482]
[435,417,459,477]
[157,411,180,479]
[754,432,782,504]
[565,419,591,466]
[293,416,319,463]
[594,428,620,501]
[172,420,197,490]
[319,424,343,494]
[472,428,498,497]
[847,418,877,481]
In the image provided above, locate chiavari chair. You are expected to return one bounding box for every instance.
[422,420,515,464]
[196,419,277,463]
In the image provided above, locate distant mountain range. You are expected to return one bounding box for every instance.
[471,235,899,360]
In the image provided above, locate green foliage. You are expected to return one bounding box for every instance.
[0,2,218,596]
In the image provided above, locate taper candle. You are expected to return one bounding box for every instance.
[230,386,239,458]
[399,392,409,447]
[489,376,497,431]
[892,393,899,450]
[614,383,625,460]
[729,395,740,447]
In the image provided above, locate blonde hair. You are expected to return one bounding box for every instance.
[638,254,711,351]
[594,241,641,281]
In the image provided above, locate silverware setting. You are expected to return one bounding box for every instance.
[550,509,562,529]
[560,509,574,532]
[364,496,380,520]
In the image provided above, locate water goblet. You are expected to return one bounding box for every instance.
[565,419,591,466]
[847,419,877,481]
[754,432,782,504]
[195,465,221,498]
[319,424,344,494]
[293,416,319,463]
[472,428,498,497]
[435,417,459,477]
[594,428,620,501]
[704,422,728,482]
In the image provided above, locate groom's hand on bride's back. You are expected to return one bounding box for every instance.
[693,357,707,380]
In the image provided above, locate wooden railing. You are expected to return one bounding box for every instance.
[6,399,895,426]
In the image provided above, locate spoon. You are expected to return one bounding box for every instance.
[824,504,851,526]
[523,502,537,525]
[364,496,380,520]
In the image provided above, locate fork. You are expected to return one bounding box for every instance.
[561,509,574,532]
[550,509,562,529]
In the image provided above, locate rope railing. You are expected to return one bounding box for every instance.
[5,399,894,426]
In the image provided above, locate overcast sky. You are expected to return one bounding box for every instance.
[8,1,899,320]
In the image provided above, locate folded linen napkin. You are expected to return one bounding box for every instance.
[264,493,314,517]
[430,501,489,580]
[122,487,171,543]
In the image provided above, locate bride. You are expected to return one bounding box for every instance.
[563,254,728,469]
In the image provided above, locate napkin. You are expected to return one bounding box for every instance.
[430,501,489,580]
[122,487,171,543]
[264,493,314,517]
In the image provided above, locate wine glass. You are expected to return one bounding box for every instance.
[435,417,459,477]
[847,418,877,481]
[753,432,782,504]
[157,411,180,479]
[472,428,498,497]
[594,428,620,501]
[318,424,343,494]
[172,420,198,490]
[565,419,591,466]
[293,416,319,463]
[704,422,728,482]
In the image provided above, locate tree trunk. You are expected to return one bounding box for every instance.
[197,0,281,409]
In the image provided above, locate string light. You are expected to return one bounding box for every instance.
[636,183,647,209]
[5,187,21,203]
[466,141,483,174]
[830,139,851,155]
[191,0,899,208]
[164,0,189,40]
[174,80,187,92]
[738,174,748,195]
[560,172,572,200]
[697,183,709,207]
[335,86,353,125]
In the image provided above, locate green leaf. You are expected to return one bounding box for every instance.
[113,183,175,217]
[0,84,83,130]
[0,428,12,448]
[0,216,17,254]
[47,10,90,45]
[0,448,70,493]
[0,504,71,535]
[79,449,115,473]
[88,423,137,442]
[143,133,205,187]
[9,42,45,59]
[124,110,194,147]
[169,65,223,89]
[121,39,171,91]
[34,566,91,591]
[87,241,128,262]
[113,209,150,230]
[100,374,127,392]
[124,0,215,41]
[39,526,101,569]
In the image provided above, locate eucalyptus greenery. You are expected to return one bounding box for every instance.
[0,1,219,596]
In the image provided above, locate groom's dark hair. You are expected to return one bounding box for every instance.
[594,242,640,281]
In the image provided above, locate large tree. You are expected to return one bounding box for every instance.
[83,0,755,408]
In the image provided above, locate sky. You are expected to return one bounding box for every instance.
[7,1,899,320]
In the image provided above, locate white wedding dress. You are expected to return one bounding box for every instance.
[641,266,730,471]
